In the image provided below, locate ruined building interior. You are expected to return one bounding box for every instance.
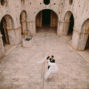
[0,0,89,89]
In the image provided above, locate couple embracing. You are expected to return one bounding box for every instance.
[38,55,58,80]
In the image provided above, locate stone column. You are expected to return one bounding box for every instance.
[78,33,88,50]
[57,20,71,36]
[21,21,28,35]
[72,21,89,51]
[63,21,70,35]
[27,21,36,36]
[72,27,89,51]
[57,21,64,36]
[0,34,5,59]
[8,28,16,45]
[72,29,80,50]
[72,28,86,51]
[14,27,22,45]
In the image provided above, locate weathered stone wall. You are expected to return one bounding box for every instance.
[0,0,89,58]
[58,0,89,50]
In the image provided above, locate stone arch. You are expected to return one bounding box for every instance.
[78,19,89,50]
[1,0,7,6]
[0,15,15,46]
[20,10,28,37]
[64,11,74,37]
[35,9,58,33]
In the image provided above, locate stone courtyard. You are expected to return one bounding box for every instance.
[0,28,89,89]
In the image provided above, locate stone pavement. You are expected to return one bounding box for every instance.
[0,28,89,89]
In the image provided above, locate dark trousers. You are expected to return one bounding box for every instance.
[48,65,50,69]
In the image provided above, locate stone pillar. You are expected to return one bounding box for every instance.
[6,19,16,45]
[63,21,70,35]
[72,28,88,51]
[0,34,5,59]
[78,33,88,50]
[57,21,64,36]
[72,21,89,51]
[72,29,80,50]
[57,21,71,36]
[8,29,16,45]
[21,21,28,35]
[14,27,22,45]
[27,21,36,36]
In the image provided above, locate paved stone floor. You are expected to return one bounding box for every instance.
[0,28,89,89]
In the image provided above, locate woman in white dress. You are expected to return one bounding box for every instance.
[38,55,59,80]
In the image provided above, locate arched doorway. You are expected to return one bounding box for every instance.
[0,15,15,46]
[80,19,89,50]
[20,10,28,37]
[0,18,9,46]
[36,9,58,33]
[64,11,74,38]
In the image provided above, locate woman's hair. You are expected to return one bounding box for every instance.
[47,56,50,60]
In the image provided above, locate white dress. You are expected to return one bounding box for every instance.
[37,57,59,80]
[45,60,59,80]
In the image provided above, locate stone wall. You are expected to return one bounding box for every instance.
[0,0,89,58]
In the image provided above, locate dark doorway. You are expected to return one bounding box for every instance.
[42,10,51,27]
[0,18,10,46]
[68,15,74,35]
[85,36,89,50]
[36,9,58,33]
[44,0,50,5]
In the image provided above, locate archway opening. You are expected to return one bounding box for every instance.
[0,15,14,47]
[20,10,28,37]
[0,18,10,46]
[42,10,51,27]
[1,0,7,6]
[64,11,74,38]
[85,36,89,50]
[82,19,89,50]
[36,9,58,33]
[68,14,74,35]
